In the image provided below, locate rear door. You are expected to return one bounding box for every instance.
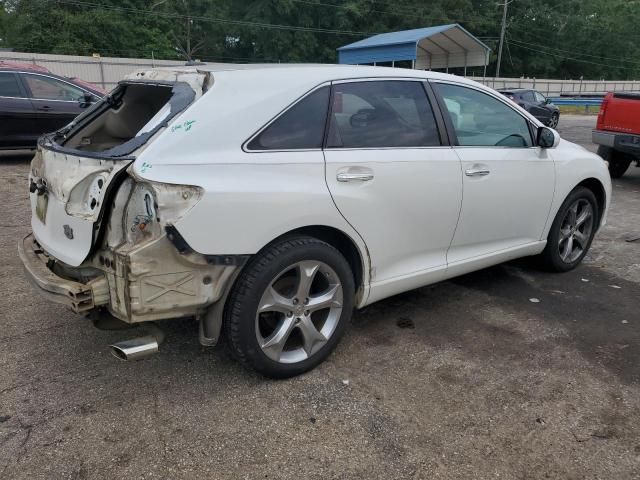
[20,73,89,133]
[0,71,38,149]
[431,82,555,270]
[324,79,462,301]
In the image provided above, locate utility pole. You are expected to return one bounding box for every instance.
[496,0,511,78]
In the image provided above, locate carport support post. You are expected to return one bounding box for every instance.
[464,54,468,77]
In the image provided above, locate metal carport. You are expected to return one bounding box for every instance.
[337,24,490,75]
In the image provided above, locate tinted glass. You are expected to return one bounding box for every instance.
[23,74,85,101]
[247,86,329,150]
[0,72,24,97]
[434,83,533,148]
[521,91,535,102]
[327,81,440,148]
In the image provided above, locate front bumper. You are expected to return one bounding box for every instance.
[18,233,109,313]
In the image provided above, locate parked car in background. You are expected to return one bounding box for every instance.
[0,62,104,151]
[498,88,560,128]
[592,91,640,178]
[18,64,611,378]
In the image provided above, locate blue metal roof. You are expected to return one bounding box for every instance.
[337,24,490,68]
[338,24,458,51]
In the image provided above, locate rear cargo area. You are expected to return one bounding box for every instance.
[63,83,173,152]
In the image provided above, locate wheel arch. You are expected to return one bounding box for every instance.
[278,225,368,300]
[576,177,606,226]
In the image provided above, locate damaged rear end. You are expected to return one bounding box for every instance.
[19,68,238,337]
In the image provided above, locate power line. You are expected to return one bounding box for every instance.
[507,36,640,66]
[507,39,640,71]
[55,0,372,36]
[288,0,487,24]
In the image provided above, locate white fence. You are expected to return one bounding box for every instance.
[0,51,185,89]
[469,76,640,97]
[2,51,639,96]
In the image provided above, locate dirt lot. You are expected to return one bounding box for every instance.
[1,115,639,479]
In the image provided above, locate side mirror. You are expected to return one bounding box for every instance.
[78,92,94,108]
[544,98,551,105]
[537,126,559,148]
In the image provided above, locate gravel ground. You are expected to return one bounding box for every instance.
[1,115,639,479]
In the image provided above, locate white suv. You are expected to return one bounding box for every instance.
[19,64,611,377]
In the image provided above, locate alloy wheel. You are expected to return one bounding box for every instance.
[558,198,594,263]
[255,260,343,364]
[549,114,559,128]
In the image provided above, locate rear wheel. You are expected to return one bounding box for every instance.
[598,145,631,178]
[224,236,355,378]
[539,187,598,272]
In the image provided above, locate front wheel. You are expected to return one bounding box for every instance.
[548,112,559,128]
[539,187,598,272]
[598,146,632,178]
[224,236,355,378]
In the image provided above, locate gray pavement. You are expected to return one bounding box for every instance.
[1,114,639,479]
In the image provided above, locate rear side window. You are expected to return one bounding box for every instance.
[434,83,533,148]
[0,72,25,98]
[327,81,440,148]
[247,86,330,150]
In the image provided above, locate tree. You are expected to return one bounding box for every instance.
[1,0,638,79]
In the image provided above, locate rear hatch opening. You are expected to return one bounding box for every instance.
[45,80,196,159]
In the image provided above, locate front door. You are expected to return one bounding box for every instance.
[0,71,38,149]
[20,73,88,134]
[532,91,552,124]
[432,82,555,268]
[323,80,462,303]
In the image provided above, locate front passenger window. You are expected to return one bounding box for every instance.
[434,83,533,148]
[23,74,85,101]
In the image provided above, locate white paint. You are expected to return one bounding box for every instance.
[30,64,612,310]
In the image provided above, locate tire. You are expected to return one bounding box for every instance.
[548,112,559,128]
[539,186,599,272]
[224,235,355,378]
[598,145,631,178]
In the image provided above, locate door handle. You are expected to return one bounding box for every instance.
[38,105,52,111]
[337,168,374,182]
[464,168,490,177]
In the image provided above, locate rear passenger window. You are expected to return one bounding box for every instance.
[434,83,533,148]
[327,81,440,148]
[247,86,329,150]
[0,72,25,98]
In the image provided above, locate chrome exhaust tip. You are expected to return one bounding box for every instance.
[110,336,159,361]
[109,323,165,361]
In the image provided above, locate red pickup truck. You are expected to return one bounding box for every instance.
[592,92,640,178]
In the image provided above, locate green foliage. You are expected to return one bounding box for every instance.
[0,0,638,79]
